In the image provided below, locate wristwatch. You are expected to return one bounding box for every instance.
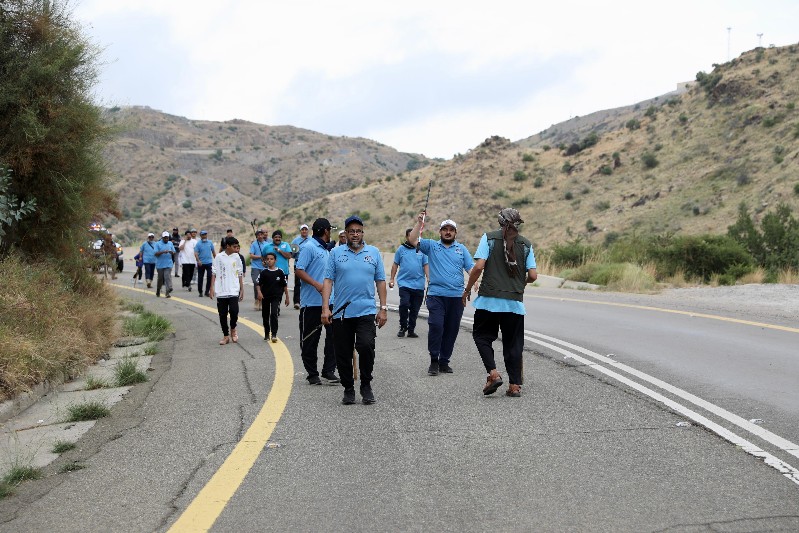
[380,305,388,311]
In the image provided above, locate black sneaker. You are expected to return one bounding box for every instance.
[155,292,160,297]
[321,371,340,384]
[407,331,419,338]
[308,375,322,385]
[342,388,356,405]
[397,328,407,338]
[427,363,439,376]
[439,363,453,373]
[360,385,376,404]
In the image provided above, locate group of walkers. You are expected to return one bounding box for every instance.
[132,206,537,405]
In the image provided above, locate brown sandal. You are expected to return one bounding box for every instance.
[219,336,230,345]
[231,328,238,343]
[483,370,503,395]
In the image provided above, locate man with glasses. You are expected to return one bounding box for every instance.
[322,216,387,405]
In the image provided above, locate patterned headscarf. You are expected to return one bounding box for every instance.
[497,208,524,277]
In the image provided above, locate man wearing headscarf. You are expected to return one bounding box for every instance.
[462,208,537,397]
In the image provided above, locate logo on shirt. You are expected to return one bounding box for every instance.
[364,255,375,264]
[337,255,349,263]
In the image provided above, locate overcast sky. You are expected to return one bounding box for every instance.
[75,0,798,159]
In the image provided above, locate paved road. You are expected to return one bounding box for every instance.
[1,279,797,532]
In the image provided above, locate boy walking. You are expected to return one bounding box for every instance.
[210,237,244,345]
[256,252,290,342]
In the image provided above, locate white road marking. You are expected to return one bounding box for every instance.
[452,314,799,486]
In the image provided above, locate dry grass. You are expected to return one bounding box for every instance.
[737,268,766,285]
[777,269,799,284]
[604,263,659,293]
[0,256,118,402]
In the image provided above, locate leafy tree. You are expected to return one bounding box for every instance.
[0,1,115,272]
[0,165,36,244]
[728,203,799,272]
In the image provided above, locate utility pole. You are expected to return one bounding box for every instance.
[727,27,732,61]
[757,33,763,47]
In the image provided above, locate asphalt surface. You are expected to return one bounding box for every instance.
[0,277,798,532]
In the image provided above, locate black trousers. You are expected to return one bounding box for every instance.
[333,315,376,390]
[298,306,336,380]
[181,263,195,288]
[398,286,424,332]
[293,274,301,305]
[197,263,212,295]
[261,297,281,337]
[472,309,525,385]
[216,296,240,336]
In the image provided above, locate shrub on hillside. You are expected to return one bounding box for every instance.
[641,153,659,168]
[513,170,528,181]
[626,119,641,131]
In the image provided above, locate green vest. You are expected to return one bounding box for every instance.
[477,230,531,302]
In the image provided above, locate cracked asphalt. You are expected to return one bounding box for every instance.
[1,282,798,532]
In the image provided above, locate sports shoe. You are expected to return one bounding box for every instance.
[271,336,278,343]
[397,328,407,338]
[146,282,152,288]
[483,370,503,395]
[219,336,230,345]
[407,331,419,338]
[155,291,160,297]
[438,363,453,373]
[506,384,521,397]
[342,388,356,405]
[321,371,340,383]
[308,375,322,385]
[231,328,238,343]
[294,304,300,309]
[199,293,204,297]
[427,363,439,376]
[360,385,376,405]
[165,293,171,299]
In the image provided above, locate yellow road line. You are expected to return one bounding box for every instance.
[116,286,294,532]
[525,293,799,334]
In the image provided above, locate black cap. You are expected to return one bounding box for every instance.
[311,218,332,232]
[344,215,364,228]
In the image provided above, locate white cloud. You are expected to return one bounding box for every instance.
[74,0,799,158]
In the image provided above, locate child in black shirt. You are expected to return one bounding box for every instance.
[256,252,289,342]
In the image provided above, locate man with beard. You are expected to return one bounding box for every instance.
[408,214,473,376]
[389,228,429,338]
[264,230,292,277]
[463,208,537,397]
[322,215,387,405]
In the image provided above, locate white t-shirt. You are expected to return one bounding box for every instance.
[179,238,197,264]
[212,251,243,297]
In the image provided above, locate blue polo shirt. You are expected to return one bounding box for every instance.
[139,240,157,264]
[195,239,215,265]
[295,238,331,308]
[154,240,176,269]
[393,245,427,290]
[325,244,385,318]
[471,233,536,315]
[250,240,267,270]
[264,241,292,276]
[418,239,473,297]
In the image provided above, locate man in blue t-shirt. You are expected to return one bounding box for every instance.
[139,232,157,288]
[291,224,311,309]
[154,231,176,298]
[389,228,429,338]
[462,208,537,398]
[322,215,387,405]
[408,213,474,376]
[264,230,292,276]
[194,230,216,297]
[295,219,338,385]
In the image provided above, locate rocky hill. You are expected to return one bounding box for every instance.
[105,44,799,253]
[101,107,429,243]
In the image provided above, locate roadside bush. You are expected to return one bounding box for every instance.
[549,239,597,268]
[646,234,754,282]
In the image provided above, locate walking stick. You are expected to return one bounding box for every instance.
[417,180,433,253]
[353,349,358,381]
[301,301,351,342]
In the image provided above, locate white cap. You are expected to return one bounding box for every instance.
[300,224,309,230]
[339,230,346,235]
[440,219,457,230]
[147,232,155,237]
[161,231,170,237]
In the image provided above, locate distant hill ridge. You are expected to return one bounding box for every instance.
[105,44,799,252]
